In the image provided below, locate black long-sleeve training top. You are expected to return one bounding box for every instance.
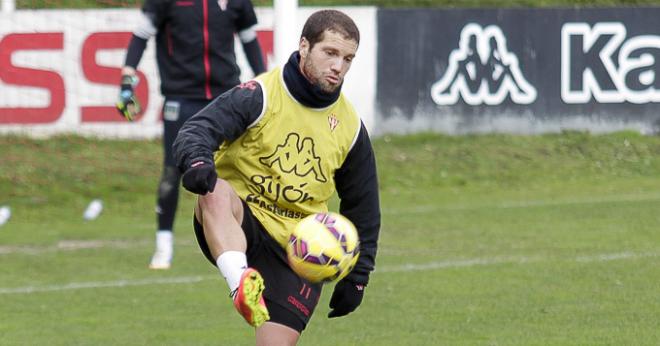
[173,52,381,285]
[124,0,265,100]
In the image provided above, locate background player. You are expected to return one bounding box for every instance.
[116,0,266,269]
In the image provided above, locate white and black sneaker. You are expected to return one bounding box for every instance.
[149,231,173,270]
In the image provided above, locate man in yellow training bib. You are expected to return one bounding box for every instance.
[173,9,380,345]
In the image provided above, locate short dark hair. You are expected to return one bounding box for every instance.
[300,10,360,49]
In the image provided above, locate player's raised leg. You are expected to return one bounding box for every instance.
[195,178,269,327]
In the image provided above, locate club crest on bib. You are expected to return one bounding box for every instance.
[328,114,339,132]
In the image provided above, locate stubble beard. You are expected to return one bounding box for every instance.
[303,58,340,94]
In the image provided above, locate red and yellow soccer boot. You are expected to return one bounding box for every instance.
[232,268,270,327]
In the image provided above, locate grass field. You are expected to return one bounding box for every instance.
[1,131,660,345]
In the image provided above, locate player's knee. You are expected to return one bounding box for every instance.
[211,178,234,201]
[158,166,180,196]
[199,179,235,213]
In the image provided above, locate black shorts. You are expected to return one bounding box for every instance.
[193,201,323,332]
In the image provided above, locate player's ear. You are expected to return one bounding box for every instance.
[299,37,309,58]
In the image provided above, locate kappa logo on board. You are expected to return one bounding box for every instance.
[431,23,537,106]
[562,22,660,104]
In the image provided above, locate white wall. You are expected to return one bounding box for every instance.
[0,7,377,138]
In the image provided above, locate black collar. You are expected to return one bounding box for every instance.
[282,52,341,108]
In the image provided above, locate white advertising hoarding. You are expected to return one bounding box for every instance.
[0,7,376,138]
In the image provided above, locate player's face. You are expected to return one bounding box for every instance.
[299,30,358,94]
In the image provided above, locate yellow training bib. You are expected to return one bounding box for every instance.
[214,67,361,248]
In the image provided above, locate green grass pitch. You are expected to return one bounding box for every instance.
[1,131,659,345]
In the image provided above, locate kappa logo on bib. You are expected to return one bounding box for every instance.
[259,133,327,183]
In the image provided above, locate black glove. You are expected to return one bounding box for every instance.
[181,160,218,195]
[116,74,141,121]
[327,279,365,318]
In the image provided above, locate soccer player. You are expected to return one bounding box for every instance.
[173,9,380,344]
[116,0,266,270]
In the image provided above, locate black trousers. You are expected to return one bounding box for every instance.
[157,98,211,231]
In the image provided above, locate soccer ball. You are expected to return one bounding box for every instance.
[286,212,360,283]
